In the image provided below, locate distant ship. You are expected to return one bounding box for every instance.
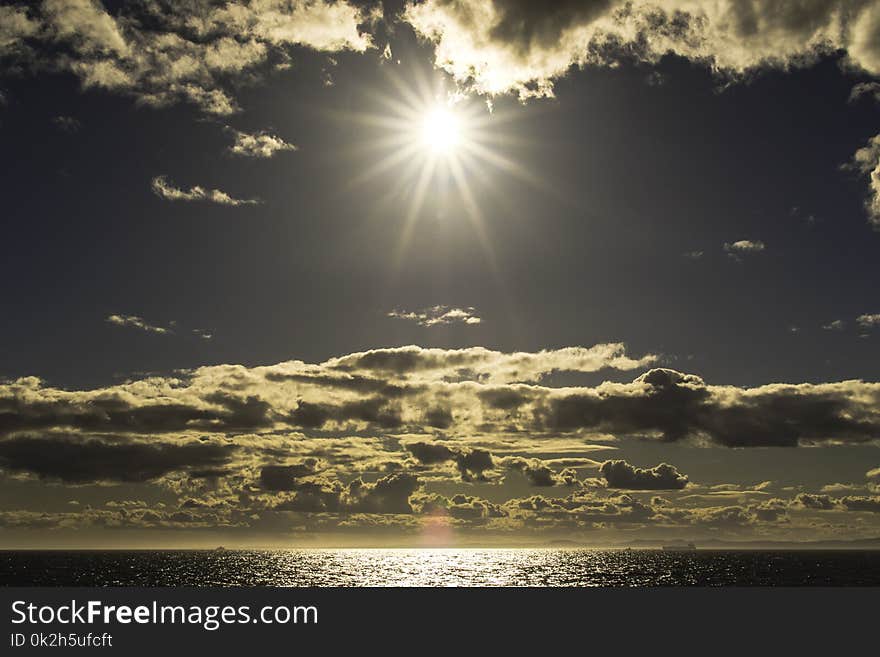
[662,542,697,551]
[213,546,227,552]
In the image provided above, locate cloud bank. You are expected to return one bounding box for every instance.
[0,1,376,115]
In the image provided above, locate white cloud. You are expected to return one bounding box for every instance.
[403,1,880,100]
[723,240,766,261]
[0,1,375,115]
[227,127,297,158]
[42,0,129,56]
[856,313,880,329]
[850,133,880,228]
[150,175,260,206]
[388,305,482,327]
[0,5,40,56]
[106,314,170,335]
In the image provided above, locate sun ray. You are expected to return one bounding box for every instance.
[335,66,553,288]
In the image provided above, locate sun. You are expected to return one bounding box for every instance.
[420,107,461,154]
[339,67,544,272]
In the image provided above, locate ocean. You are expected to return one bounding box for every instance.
[2,549,880,586]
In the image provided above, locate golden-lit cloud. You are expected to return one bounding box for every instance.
[849,133,880,227]
[106,314,170,335]
[388,305,482,326]
[857,313,880,329]
[403,1,880,100]
[151,175,261,206]
[0,1,376,115]
[226,126,298,158]
[1,349,879,454]
[724,239,766,261]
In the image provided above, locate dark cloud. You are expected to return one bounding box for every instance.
[794,493,880,513]
[324,344,654,382]
[599,459,689,490]
[795,493,839,510]
[275,472,422,515]
[0,390,275,436]
[840,496,880,513]
[348,472,421,514]
[418,493,507,520]
[264,372,413,398]
[0,436,233,483]
[289,397,402,429]
[506,457,565,487]
[477,387,528,410]
[259,459,321,491]
[535,368,880,447]
[424,406,453,428]
[406,441,457,465]
[405,441,495,482]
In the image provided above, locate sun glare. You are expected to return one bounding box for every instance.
[342,68,544,273]
[421,107,460,153]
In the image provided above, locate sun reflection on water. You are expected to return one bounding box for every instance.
[4,549,879,586]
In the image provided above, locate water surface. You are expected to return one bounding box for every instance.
[2,549,879,586]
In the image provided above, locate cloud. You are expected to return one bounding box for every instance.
[599,459,688,490]
[274,472,422,515]
[856,313,880,329]
[51,115,81,132]
[106,314,170,335]
[0,380,276,436]
[107,314,215,341]
[0,435,233,484]
[849,80,880,103]
[290,397,403,430]
[0,5,41,58]
[0,1,375,115]
[405,441,496,481]
[402,1,880,100]
[820,482,866,494]
[505,457,577,487]
[1,352,879,452]
[849,133,880,228]
[324,343,656,383]
[150,175,260,206]
[226,127,297,158]
[534,367,880,447]
[417,492,507,519]
[795,492,880,513]
[388,305,482,327]
[840,496,880,513]
[259,459,321,491]
[723,239,766,260]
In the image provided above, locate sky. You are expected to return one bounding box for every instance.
[1,0,880,548]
